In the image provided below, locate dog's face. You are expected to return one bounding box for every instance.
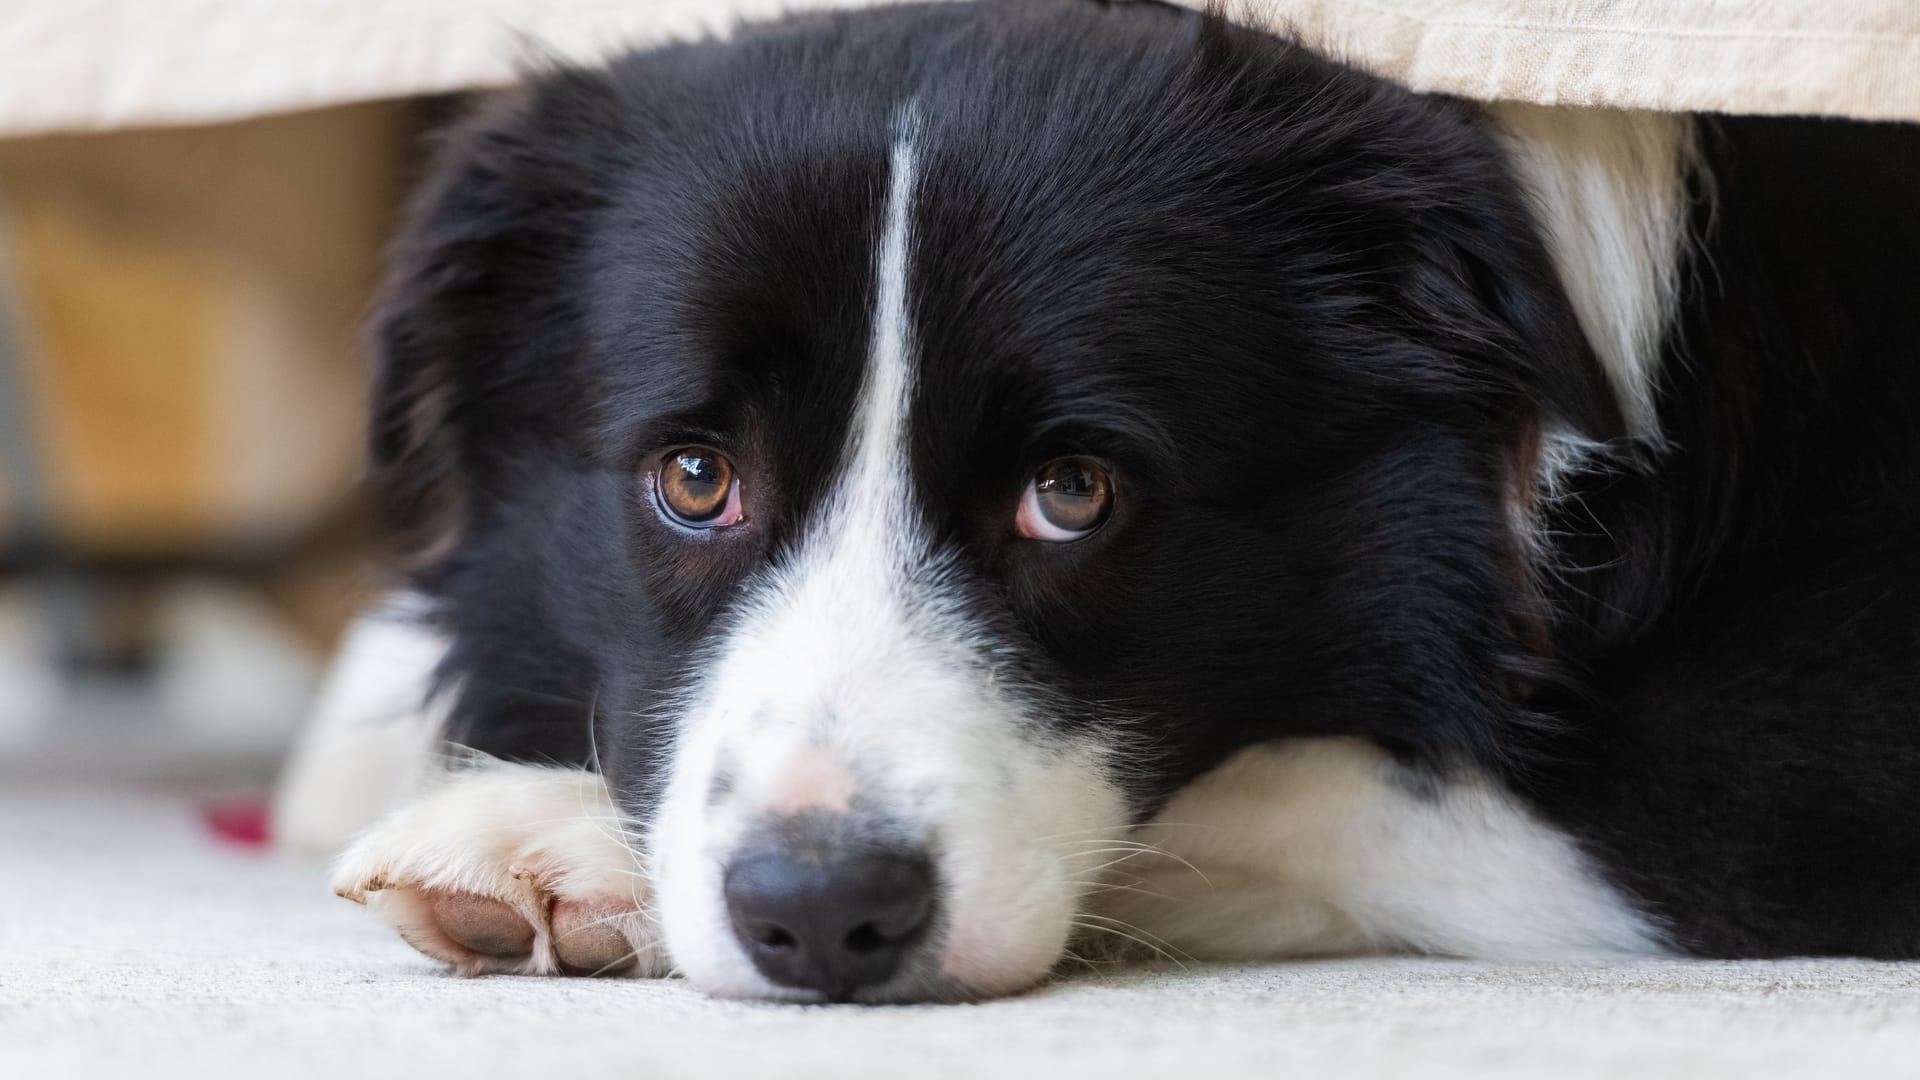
[373,1,1622,1001]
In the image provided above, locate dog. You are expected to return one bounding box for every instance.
[297,0,1920,1002]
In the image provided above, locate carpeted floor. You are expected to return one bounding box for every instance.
[5,786,1919,1079]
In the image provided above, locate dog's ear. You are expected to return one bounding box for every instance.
[1193,15,1638,453]
[368,78,609,570]
[1387,111,1667,660]
[1423,106,1699,459]
[1471,240,1628,450]
[1399,174,1631,454]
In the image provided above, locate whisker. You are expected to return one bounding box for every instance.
[1073,912,1196,965]
[1065,880,1188,904]
[585,952,638,979]
[1059,842,1213,890]
[1070,853,1164,878]
[583,687,652,910]
[588,866,653,882]
[580,939,668,980]
[1069,919,1190,971]
[1053,948,1120,981]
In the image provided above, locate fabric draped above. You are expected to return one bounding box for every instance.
[2,0,1917,137]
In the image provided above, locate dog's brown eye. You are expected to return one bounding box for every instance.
[655,448,743,528]
[1016,457,1113,542]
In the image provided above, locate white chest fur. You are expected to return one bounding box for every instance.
[1090,739,1667,962]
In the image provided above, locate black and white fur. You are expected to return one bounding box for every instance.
[304,0,1920,1001]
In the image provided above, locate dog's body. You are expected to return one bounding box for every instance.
[310,0,1920,1001]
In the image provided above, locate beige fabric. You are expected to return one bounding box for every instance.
[1218,0,1920,121]
[0,0,883,137]
[3,0,1918,137]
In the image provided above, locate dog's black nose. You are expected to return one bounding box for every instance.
[723,848,936,1000]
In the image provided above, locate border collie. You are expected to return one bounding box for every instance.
[301,0,1920,1002]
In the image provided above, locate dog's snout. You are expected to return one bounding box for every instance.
[723,847,936,1000]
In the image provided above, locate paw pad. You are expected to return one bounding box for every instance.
[330,763,665,978]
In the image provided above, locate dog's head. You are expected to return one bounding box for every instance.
[371,0,1623,1001]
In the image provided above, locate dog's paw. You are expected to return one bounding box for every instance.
[330,761,664,977]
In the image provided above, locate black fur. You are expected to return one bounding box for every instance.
[1526,115,1920,956]
[369,0,1920,958]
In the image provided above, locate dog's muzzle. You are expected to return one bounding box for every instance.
[721,815,937,1000]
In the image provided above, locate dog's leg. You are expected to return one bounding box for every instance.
[331,760,665,977]
[274,595,448,858]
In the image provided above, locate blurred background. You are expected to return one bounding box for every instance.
[0,2,832,826]
[0,101,418,797]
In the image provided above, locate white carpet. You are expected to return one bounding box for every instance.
[5,787,1919,1079]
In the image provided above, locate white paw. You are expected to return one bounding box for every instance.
[330,760,665,977]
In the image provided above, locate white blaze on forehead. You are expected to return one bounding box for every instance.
[702,119,931,805]
[844,107,923,554]
[728,112,928,687]
[652,114,1128,1000]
